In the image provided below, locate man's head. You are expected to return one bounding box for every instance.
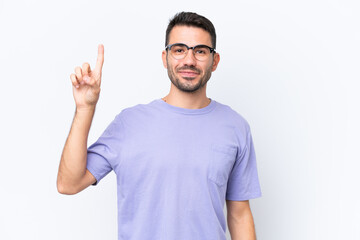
[162,12,220,93]
[165,12,216,49]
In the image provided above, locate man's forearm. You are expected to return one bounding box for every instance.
[227,210,257,240]
[57,107,95,193]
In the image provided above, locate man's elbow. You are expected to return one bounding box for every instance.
[56,178,80,195]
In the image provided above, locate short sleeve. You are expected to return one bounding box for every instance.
[226,128,262,200]
[87,114,124,186]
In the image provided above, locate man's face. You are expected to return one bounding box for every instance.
[162,26,220,93]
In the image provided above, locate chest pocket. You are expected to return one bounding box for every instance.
[208,144,237,186]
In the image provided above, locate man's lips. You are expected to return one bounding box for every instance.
[177,71,199,78]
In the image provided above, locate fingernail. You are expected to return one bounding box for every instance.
[76,85,79,88]
[84,76,89,82]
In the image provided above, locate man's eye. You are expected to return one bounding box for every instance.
[175,49,184,53]
[196,50,205,54]
[195,48,208,54]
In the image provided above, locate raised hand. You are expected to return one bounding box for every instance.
[70,44,104,110]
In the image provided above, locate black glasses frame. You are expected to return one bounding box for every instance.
[165,43,216,54]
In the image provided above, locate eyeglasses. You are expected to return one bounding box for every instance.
[165,43,216,61]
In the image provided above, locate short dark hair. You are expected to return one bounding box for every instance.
[165,12,216,49]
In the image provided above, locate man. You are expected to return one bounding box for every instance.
[57,12,262,240]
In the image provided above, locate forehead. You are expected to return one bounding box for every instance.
[168,25,212,47]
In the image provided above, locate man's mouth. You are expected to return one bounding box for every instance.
[178,71,199,78]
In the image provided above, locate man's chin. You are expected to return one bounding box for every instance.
[177,81,204,92]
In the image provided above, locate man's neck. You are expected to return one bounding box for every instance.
[162,91,211,109]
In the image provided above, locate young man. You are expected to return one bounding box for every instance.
[57,12,262,240]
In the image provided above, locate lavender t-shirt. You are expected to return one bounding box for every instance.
[86,98,262,240]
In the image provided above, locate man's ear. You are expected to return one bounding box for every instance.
[211,52,220,72]
[162,50,168,69]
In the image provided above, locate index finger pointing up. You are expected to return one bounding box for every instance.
[95,44,104,73]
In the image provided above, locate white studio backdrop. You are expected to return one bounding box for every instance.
[0,0,359,239]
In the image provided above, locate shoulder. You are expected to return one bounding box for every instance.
[214,100,251,133]
[114,99,158,125]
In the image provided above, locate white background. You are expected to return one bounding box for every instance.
[0,0,359,239]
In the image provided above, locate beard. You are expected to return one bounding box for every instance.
[166,57,213,93]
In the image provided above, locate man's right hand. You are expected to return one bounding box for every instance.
[70,44,104,110]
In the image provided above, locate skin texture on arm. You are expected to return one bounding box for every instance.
[57,44,104,195]
[226,200,257,240]
[57,108,97,195]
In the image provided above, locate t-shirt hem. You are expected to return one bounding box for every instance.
[86,166,101,186]
[225,191,262,201]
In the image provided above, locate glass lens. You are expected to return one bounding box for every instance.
[193,46,210,61]
[168,44,211,61]
[170,44,187,59]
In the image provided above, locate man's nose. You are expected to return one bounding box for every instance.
[183,49,197,66]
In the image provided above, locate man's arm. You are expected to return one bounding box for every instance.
[57,107,97,195]
[226,200,257,240]
[57,44,104,195]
